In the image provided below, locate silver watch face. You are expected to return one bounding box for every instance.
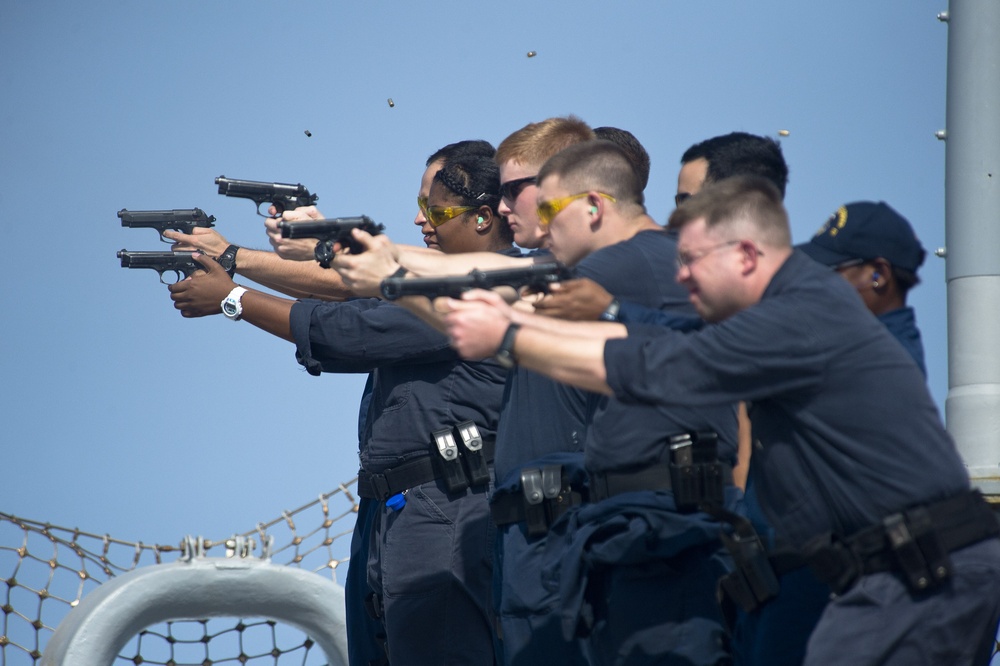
[223,299,239,316]
[495,349,515,369]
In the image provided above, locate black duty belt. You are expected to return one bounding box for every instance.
[590,431,732,512]
[357,437,495,500]
[589,461,733,507]
[490,465,584,537]
[807,490,1000,595]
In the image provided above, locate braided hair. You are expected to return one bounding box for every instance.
[433,155,512,243]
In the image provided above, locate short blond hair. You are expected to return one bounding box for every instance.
[495,116,595,169]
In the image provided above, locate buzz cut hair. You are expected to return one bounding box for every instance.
[537,140,645,211]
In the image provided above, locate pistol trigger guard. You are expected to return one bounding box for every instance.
[158,270,179,285]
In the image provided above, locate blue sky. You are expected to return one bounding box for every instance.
[1,1,950,559]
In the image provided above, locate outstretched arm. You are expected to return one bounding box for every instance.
[165,212,354,301]
[442,289,617,394]
[167,253,295,341]
[397,243,533,275]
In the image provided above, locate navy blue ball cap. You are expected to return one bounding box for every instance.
[797,201,926,273]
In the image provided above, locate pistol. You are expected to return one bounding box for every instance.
[117,249,202,284]
[118,208,216,242]
[215,175,318,216]
[278,216,385,268]
[380,262,574,301]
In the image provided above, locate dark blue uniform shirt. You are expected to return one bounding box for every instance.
[289,296,507,470]
[606,249,969,547]
[494,229,697,484]
[878,305,925,377]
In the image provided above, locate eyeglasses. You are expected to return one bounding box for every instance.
[537,192,616,227]
[425,205,478,227]
[676,240,741,269]
[417,196,478,227]
[674,192,692,207]
[832,258,866,272]
[499,176,537,204]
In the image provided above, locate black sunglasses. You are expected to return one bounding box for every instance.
[499,175,537,204]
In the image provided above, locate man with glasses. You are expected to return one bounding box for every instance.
[444,175,1000,666]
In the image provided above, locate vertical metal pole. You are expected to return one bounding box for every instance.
[943,1,1000,494]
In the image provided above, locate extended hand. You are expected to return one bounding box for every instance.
[168,253,237,317]
[265,205,326,261]
[442,289,515,360]
[332,231,401,298]
[165,227,230,257]
[532,278,613,321]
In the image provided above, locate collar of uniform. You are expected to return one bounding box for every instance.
[760,249,819,300]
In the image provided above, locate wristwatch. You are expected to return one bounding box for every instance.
[599,298,621,322]
[221,286,248,321]
[494,323,521,369]
[216,244,240,278]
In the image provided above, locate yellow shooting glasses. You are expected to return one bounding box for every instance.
[537,192,616,228]
[425,205,478,228]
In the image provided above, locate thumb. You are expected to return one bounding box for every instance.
[351,228,376,249]
[191,252,219,272]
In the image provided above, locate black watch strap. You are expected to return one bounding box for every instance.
[495,323,522,369]
[217,244,240,278]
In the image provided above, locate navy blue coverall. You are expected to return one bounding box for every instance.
[291,296,507,666]
[732,302,928,666]
[495,230,728,665]
[541,231,739,665]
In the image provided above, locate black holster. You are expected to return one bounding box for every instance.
[432,421,492,493]
[806,490,999,596]
[714,509,781,627]
[669,431,726,511]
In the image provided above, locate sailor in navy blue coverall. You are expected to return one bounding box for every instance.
[491,166,714,663]
[292,291,508,665]
[728,200,932,666]
[443,175,1000,666]
[494,224,734,665]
